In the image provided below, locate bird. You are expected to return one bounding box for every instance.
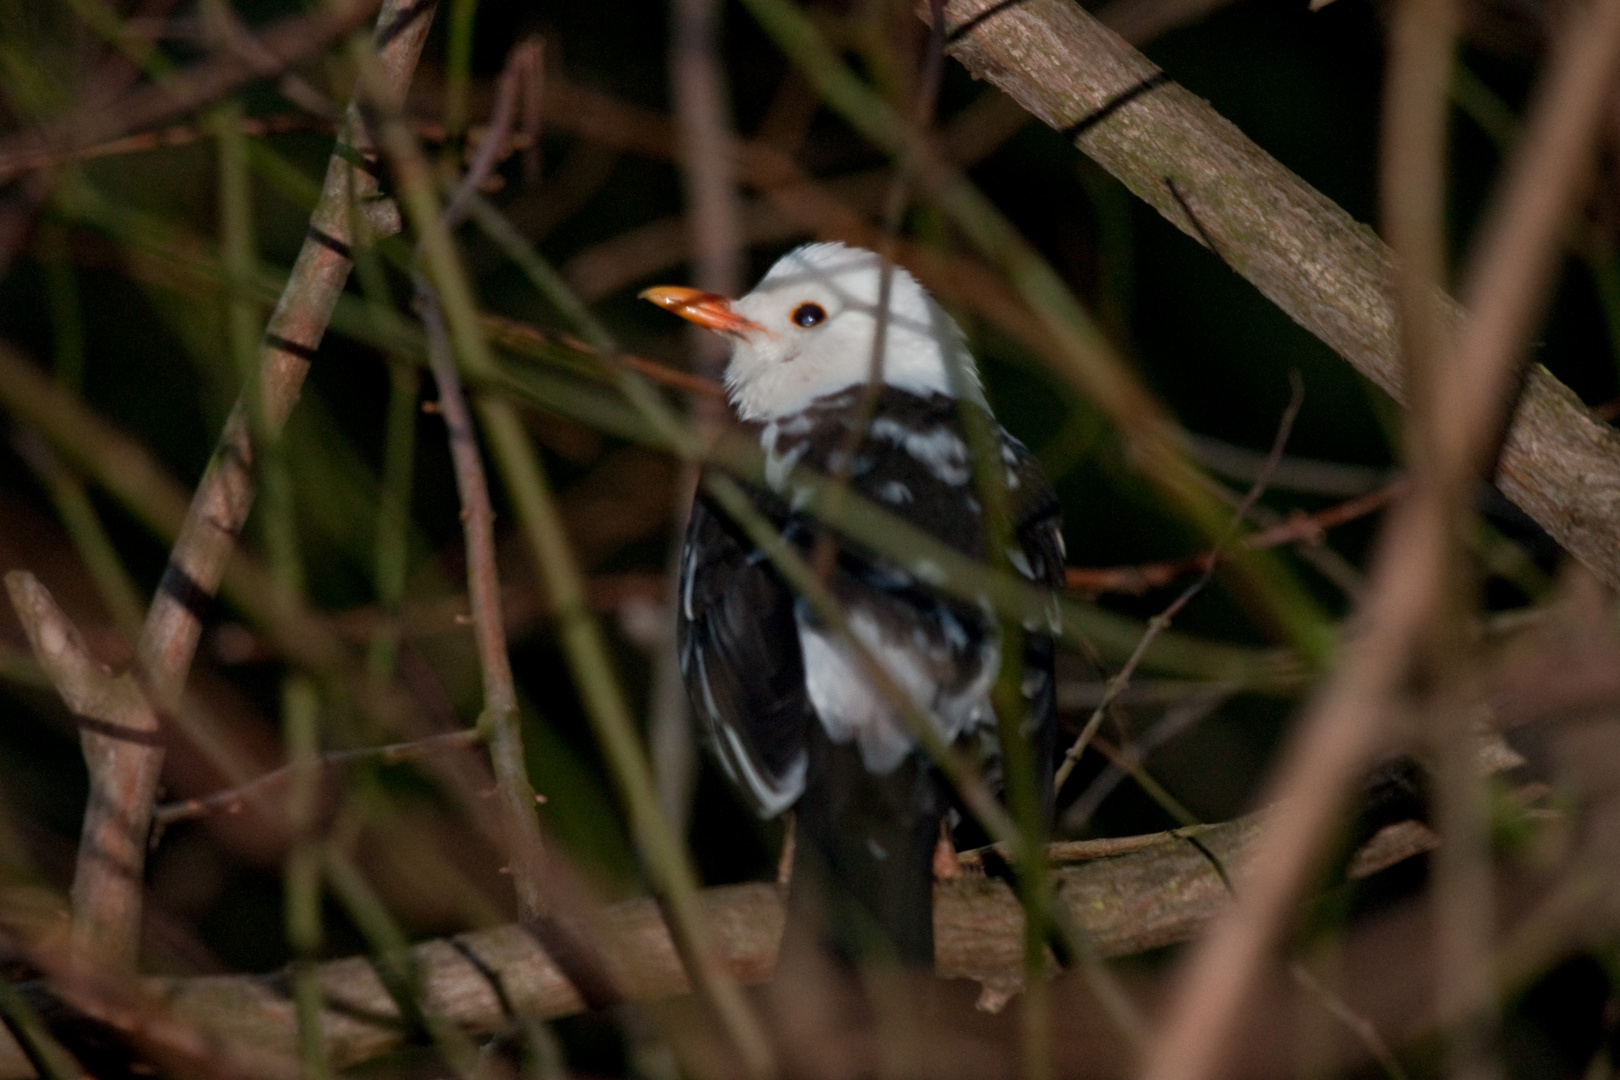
[642,242,1065,967]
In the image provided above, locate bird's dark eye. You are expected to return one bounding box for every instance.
[791,302,827,328]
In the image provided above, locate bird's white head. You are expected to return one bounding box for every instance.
[642,243,984,421]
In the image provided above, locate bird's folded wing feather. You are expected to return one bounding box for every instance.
[677,491,812,817]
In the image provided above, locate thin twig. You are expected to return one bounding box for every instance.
[355,31,773,1073]
[442,42,527,229]
[662,0,743,842]
[150,729,486,829]
[416,283,550,924]
[1059,684,1234,832]
[1289,961,1411,1080]
[1064,480,1402,596]
[1054,375,1304,793]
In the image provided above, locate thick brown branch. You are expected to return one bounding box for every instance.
[0,816,1265,1079]
[933,0,1620,590]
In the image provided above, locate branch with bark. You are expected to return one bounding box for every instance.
[0,811,1427,1079]
[930,0,1620,590]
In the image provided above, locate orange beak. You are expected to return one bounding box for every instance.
[640,285,763,335]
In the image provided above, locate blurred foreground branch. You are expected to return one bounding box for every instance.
[0,1,386,182]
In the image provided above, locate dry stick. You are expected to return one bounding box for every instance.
[1054,376,1304,794]
[0,805,1456,1079]
[416,74,621,1007]
[0,0,384,182]
[136,0,431,717]
[1136,1,1620,1078]
[1382,0,1495,1074]
[934,0,1620,591]
[416,287,552,932]
[2,574,161,971]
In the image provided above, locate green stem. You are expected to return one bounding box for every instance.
[368,356,421,682]
[282,676,331,1080]
[443,0,481,148]
[476,402,775,1079]
[349,34,774,1077]
[323,846,485,1079]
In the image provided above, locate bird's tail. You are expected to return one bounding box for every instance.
[783,740,947,967]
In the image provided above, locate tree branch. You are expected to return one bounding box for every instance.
[2,573,160,972]
[0,816,1267,1079]
[931,0,1620,590]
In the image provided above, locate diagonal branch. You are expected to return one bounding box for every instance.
[932,0,1620,591]
[0,0,437,994]
[137,0,435,717]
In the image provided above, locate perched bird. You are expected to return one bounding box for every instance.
[642,243,1064,967]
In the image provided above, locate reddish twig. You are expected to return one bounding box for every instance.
[663,0,746,838]
[482,312,728,398]
[443,41,531,228]
[416,283,553,923]
[1064,480,1403,596]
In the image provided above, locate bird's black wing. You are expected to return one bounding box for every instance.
[676,486,812,818]
[1003,430,1066,822]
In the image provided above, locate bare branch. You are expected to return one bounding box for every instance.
[1132,0,1620,1073]
[932,0,1620,591]
[136,0,435,718]
[3,573,161,971]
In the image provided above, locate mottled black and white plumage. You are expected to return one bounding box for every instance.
[644,243,1065,966]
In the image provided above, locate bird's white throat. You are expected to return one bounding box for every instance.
[723,243,985,421]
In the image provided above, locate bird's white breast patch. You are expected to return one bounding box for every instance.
[797,606,999,775]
